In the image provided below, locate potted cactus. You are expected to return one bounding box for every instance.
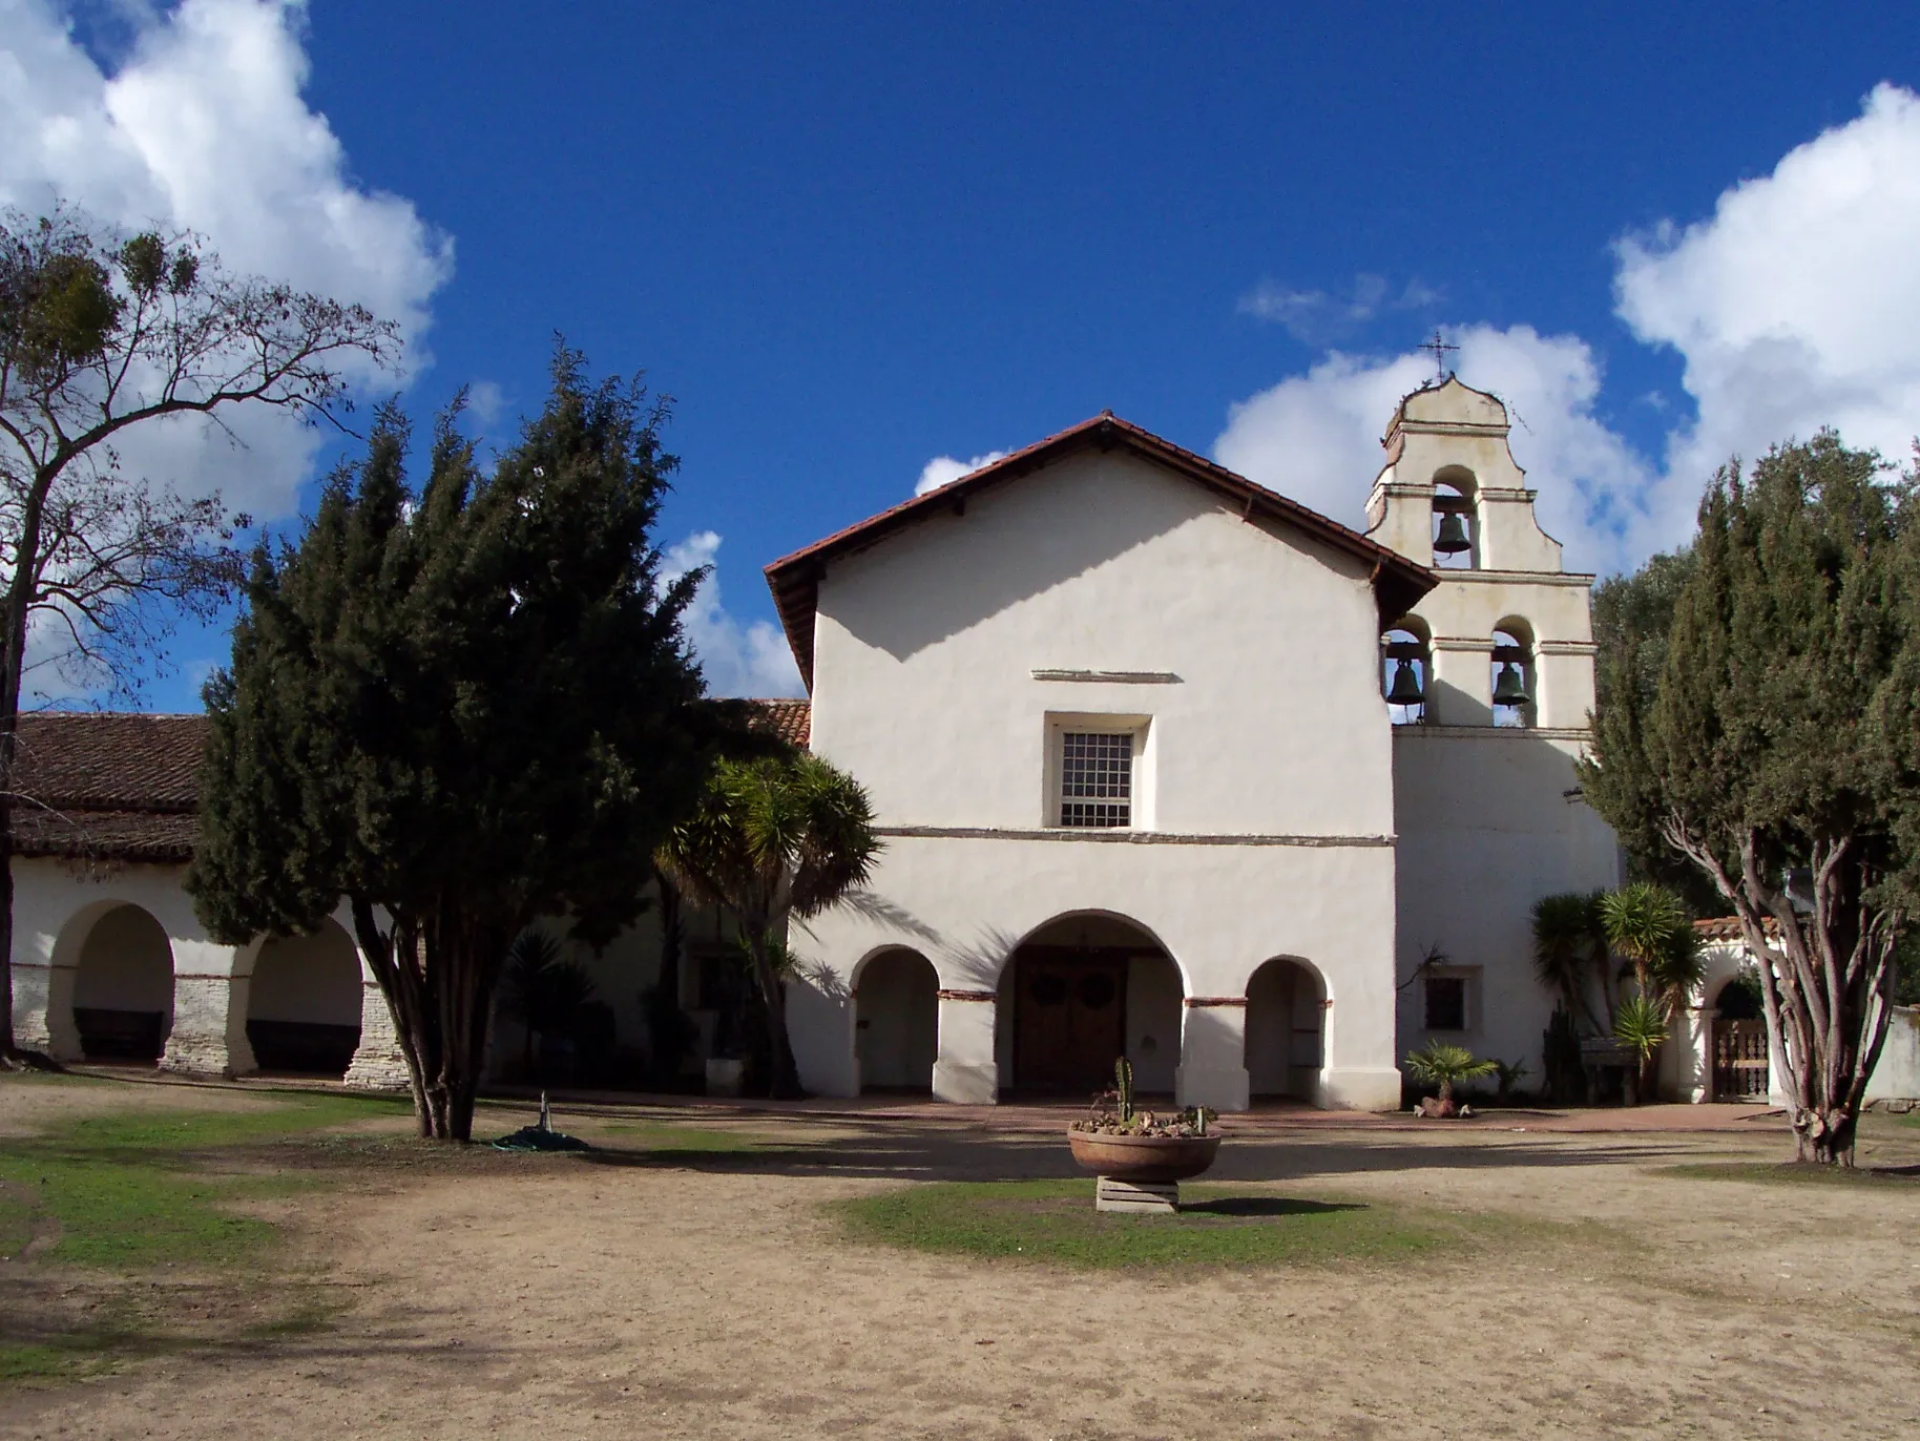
[1067,1058,1223,1185]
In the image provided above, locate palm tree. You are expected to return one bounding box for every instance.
[1598,882,1701,1101]
[1530,891,1609,1030]
[1403,1043,1498,1110]
[1598,882,1688,998]
[497,929,597,1080]
[656,753,880,1098]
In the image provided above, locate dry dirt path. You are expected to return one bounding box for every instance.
[3,1099,1918,1440]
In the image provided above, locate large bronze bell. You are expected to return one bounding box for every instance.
[1433,510,1472,554]
[1492,661,1531,707]
[1386,659,1425,705]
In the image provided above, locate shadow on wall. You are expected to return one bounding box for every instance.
[831,457,1233,668]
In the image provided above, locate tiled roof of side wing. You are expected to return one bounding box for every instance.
[7,701,812,861]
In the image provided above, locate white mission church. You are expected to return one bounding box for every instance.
[8,377,1632,1108]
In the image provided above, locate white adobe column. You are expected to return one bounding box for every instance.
[160,940,255,1077]
[1177,997,1250,1112]
[1678,1004,1715,1104]
[10,955,81,1061]
[1428,638,1493,726]
[931,987,998,1104]
[343,977,411,1091]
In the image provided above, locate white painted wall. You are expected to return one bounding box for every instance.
[794,447,1405,1110]
[1865,1007,1920,1103]
[1391,729,1620,1083]
[810,450,1397,838]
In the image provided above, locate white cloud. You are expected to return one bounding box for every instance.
[659,531,805,699]
[915,450,1008,496]
[0,0,453,525]
[1237,273,1440,345]
[1616,81,1920,523]
[465,380,506,427]
[1218,85,1920,575]
[1213,328,1655,573]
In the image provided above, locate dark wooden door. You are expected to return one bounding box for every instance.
[1013,946,1128,1094]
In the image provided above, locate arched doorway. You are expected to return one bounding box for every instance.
[71,904,174,1063]
[996,914,1182,1097]
[855,948,937,1093]
[1710,972,1769,1101]
[246,921,365,1076]
[1245,957,1324,1101]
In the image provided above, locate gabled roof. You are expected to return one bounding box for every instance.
[763,412,1437,690]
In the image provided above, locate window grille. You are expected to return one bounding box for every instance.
[1059,731,1132,827]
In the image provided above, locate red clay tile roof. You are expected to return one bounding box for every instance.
[6,702,813,862]
[8,713,208,862]
[762,411,1439,690]
[1693,916,1781,941]
[748,698,812,748]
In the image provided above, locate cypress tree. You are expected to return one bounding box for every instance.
[188,348,711,1140]
[1580,433,1918,1163]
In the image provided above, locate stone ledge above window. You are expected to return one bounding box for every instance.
[1031,668,1181,684]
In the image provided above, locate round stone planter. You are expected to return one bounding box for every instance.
[1066,1130,1222,1185]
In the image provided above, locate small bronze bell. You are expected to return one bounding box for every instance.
[1492,661,1531,707]
[1433,510,1472,555]
[1386,660,1425,705]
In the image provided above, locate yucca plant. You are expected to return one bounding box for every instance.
[1598,882,1688,998]
[1611,993,1670,1104]
[1403,1043,1498,1108]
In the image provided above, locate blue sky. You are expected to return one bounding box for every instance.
[6,2,1920,707]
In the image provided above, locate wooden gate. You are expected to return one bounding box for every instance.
[1712,1018,1770,1100]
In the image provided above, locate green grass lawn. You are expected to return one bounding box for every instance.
[0,1086,411,1384]
[834,1178,1477,1270]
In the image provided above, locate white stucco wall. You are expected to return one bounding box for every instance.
[809,450,1397,838]
[790,447,1405,1110]
[1391,729,1622,1082]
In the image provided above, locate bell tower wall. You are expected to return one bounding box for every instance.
[1365,376,1621,1091]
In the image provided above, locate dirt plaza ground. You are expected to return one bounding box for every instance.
[2,1073,1917,1440]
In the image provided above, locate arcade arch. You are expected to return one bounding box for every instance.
[993,912,1183,1097]
[246,920,364,1076]
[854,947,938,1093]
[71,903,174,1063]
[1244,956,1325,1100]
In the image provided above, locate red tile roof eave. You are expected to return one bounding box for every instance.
[762,412,1437,689]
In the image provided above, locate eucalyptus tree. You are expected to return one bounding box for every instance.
[656,752,880,1098]
[0,205,396,1066]
[188,350,712,1140]
[1581,434,1918,1163]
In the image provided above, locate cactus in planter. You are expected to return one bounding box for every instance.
[1115,1056,1135,1124]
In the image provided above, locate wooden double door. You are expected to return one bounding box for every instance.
[1011,945,1139,1095]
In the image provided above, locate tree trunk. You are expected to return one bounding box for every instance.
[745,929,803,1100]
[351,896,510,1142]
[1674,824,1897,1165]
[0,475,44,1070]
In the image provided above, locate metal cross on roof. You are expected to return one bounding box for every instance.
[1420,330,1458,380]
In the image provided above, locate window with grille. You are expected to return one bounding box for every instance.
[1059,731,1133,827]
